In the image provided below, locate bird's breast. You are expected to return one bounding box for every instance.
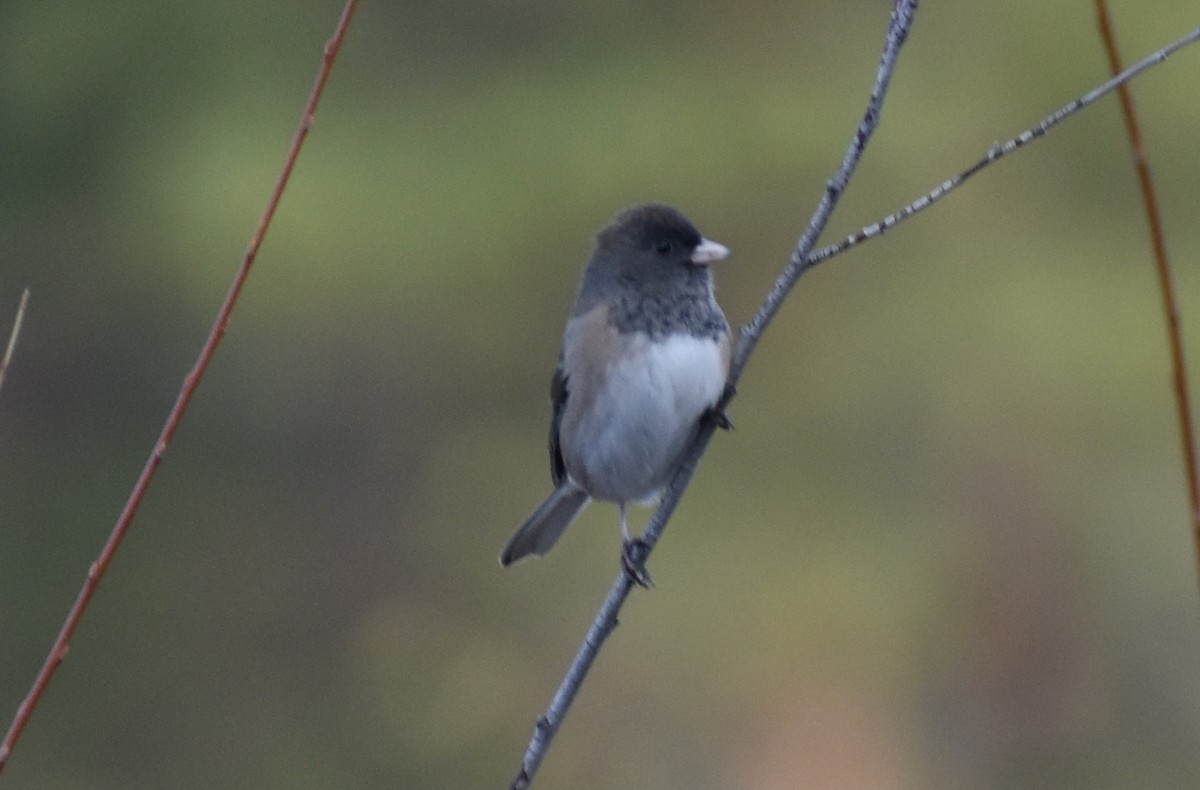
[560,326,728,503]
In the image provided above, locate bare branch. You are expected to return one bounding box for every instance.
[1093,4,1200,585]
[0,289,30,398]
[731,0,920,381]
[806,24,1200,270]
[0,1,361,775]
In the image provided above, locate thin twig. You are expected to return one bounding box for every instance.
[508,2,921,787]
[1094,4,1200,583]
[508,14,1200,790]
[807,24,1200,270]
[0,289,30,398]
[730,0,917,381]
[0,0,360,776]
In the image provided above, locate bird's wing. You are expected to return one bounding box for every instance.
[548,357,568,486]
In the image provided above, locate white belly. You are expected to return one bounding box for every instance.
[564,332,726,503]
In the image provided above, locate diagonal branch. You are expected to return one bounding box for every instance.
[805,24,1200,270]
[0,289,30,399]
[508,13,1200,790]
[509,2,921,787]
[0,0,360,776]
[730,0,918,382]
[1093,3,1200,585]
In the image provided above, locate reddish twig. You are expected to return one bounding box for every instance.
[1093,2,1200,585]
[0,289,30,398]
[0,0,359,776]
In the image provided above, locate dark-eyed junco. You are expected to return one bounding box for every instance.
[499,204,731,585]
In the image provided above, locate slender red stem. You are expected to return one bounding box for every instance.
[0,0,359,775]
[1094,2,1200,583]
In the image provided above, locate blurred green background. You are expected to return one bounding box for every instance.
[2,1,1199,787]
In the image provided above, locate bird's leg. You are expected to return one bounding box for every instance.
[619,503,653,588]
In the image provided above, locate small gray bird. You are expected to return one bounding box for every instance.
[499,204,731,584]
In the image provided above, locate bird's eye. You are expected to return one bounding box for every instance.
[654,240,673,255]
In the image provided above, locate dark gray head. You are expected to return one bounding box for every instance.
[575,204,729,314]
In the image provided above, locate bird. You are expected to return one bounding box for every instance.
[499,203,731,585]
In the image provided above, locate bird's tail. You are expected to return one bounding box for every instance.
[499,484,590,566]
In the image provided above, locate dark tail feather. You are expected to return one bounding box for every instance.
[500,485,590,566]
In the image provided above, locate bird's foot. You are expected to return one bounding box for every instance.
[707,382,736,430]
[707,405,734,431]
[621,537,654,589]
